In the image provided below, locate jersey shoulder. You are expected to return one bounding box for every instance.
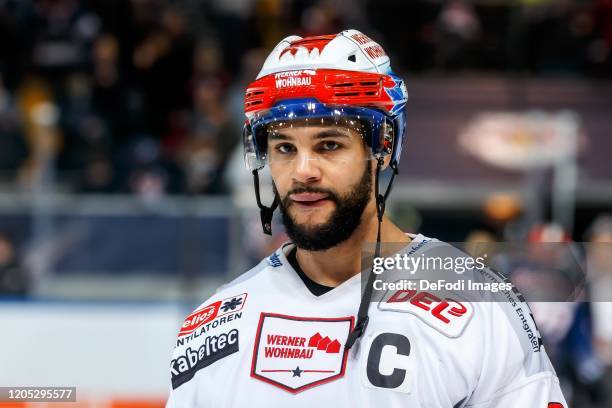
[177,254,273,340]
[170,251,280,390]
[381,234,548,363]
[175,243,293,341]
[410,237,558,393]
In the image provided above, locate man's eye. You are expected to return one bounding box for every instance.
[320,141,341,152]
[275,144,295,154]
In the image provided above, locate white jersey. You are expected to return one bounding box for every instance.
[167,234,568,407]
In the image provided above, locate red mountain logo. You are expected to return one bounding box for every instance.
[263,332,341,359]
[308,333,341,353]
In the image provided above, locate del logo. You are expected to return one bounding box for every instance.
[378,288,473,338]
[251,313,353,393]
[179,293,247,337]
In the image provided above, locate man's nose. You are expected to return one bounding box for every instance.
[292,153,321,183]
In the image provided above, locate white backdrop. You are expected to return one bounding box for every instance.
[0,301,186,399]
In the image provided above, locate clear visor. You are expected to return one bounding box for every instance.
[244,101,394,171]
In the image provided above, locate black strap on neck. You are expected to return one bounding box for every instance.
[252,169,279,235]
[345,158,398,350]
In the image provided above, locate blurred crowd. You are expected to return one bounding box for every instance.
[0,0,611,196]
[462,217,612,407]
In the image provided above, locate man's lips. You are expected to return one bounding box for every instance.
[289,192,331,207]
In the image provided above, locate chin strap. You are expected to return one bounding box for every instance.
[252,169,279,235]
[345,158,398,350]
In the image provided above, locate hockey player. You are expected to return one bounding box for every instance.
[167,29,568,407]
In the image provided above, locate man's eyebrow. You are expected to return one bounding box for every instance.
[268,132,291,141]
[267,129,352,141]
[313,129,352,139]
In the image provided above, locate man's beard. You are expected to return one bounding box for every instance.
[275,161,373,251]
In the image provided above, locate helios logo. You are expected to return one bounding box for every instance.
[180,303,218,337]
[178,293,247,337]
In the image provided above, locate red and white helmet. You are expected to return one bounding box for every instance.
[243,29,408,171]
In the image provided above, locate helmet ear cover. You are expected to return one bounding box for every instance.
[243,123,266,171]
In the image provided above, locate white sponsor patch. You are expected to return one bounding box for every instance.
[251,313,353,393]
[378,289,474,338]
[274,69,315,88]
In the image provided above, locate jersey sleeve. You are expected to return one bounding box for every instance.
[165,389,175,408]
[466,372,566,407]
[166,293,222,407]
[465,299,568,408]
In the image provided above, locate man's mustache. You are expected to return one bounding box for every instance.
[282,186,340,207]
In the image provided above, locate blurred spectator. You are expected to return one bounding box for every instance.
[191,37,229,87]
[132,5,194,137]
[252,0,290,51]
[0,234,29,296]
[91,34,125,138]
[464,229,496,260]
[29,0,101,72]
[586,215,612,366]
[120,136,183,199]
[435,1,481,70]
[209,0,256,74]
[497,223,608,406]
[177,78,232,194]
[0,75,29,180]
[226,47,266,132]
[15,76,62,189]
[299,1,339,37]
[79,154,115,193]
